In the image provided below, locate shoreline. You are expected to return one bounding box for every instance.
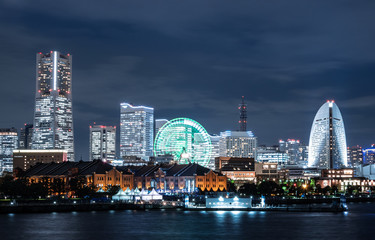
[1,197,371,214]
[1,195,373,214]
[0,203,348,214]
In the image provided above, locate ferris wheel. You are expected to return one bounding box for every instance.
[154,118,212,167]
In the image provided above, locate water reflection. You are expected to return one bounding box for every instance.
[1,204,375,240]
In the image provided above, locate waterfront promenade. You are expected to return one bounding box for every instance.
[1,195,374,214]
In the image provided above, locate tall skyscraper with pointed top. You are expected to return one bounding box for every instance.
[239,96,247,131]
[32,51,74,161]
[308,100,347,169]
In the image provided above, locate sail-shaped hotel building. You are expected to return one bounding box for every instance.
[308,100,347,169]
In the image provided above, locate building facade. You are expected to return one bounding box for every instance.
[21,160,134,195]
[89,125,116,161]
[219,131,257,159]
[279,139,308,166]
[13,149,67,171]
[347,145,363,168]
[219,158,256,182]
[257,152,289,165]
[32,51,74,161]
[19,124,33,149]
[308,101,348,169]
[124,163,227,193]
[120,103,154,160]
[255,162,279,181]
[316,169,375,192]
[209,135,220,170]
[0,128,18,174]
[363,147,375,165]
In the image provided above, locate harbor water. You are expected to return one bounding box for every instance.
[0,202,374,240]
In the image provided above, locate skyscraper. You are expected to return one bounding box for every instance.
[32,51,74,161]
[308,100,347,169]
[120,103,154,160]
[0,128,18,174]
[89,125,116,161]
[19,123,33,149]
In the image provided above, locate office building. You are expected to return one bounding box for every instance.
[255,162,279,181]
[363,146,375,165]
[0,128,18,174]
[257,152,289,165]
[19,124,33,149]
[279,168,321,180]
[219,157,256,182]
[32,51,74,161]
[89,125,116,161]
[13,149,67,171]
[219,131,257,159]
[120,103,154,160]
[279,139,308,165]
[347,145,363,168]
[209,135,220,170]
[308,100,348,169]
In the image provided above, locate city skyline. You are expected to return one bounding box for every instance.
[0,1,375,160]
[1,2,375,239]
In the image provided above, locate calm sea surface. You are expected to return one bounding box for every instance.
[0,202,374,240]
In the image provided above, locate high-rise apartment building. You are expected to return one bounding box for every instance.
[308,100,347,169]
[347,145,363,168]
[120,103,154,160]
[219,131,257,159]
[19,123,33,149]
[32,51,74,161]
[89,125,116,161]
[0,128,18,174]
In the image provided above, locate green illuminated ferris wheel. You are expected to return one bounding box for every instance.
[154,118,212,167]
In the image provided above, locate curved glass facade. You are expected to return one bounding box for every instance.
[308,101,348,169]
[154,118,211,167]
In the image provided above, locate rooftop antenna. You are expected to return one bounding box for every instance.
[239,96,247,131]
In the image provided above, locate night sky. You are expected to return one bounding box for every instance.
[1,1,375,159]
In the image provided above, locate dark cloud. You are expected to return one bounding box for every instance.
[1,0,375,159]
